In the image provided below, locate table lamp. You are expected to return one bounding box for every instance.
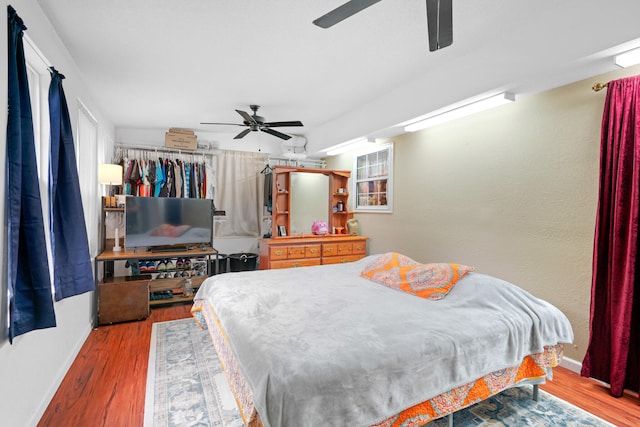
[98,164,123,208]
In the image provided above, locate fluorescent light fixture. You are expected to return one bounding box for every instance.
[404,92,516,132]
[614,48,640,68]
[323,137,372,156]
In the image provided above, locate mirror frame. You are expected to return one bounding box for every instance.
[270,166,351,238]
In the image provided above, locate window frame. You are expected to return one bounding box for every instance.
[352,142,393,213]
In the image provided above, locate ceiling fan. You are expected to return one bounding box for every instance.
[200,105,304,140]
[313,0,453,52]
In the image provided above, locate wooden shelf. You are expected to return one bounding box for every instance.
[150,294,195,307]
[97,246,217,261]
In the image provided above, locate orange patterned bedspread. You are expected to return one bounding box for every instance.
[192,300,563,427]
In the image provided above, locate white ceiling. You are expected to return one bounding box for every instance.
[36,0,640,155]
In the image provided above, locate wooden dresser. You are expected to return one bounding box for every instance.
[259,235,368,270]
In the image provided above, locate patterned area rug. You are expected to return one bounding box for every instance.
[145,318,613,427]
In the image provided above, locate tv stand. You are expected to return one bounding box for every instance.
[94,246,219,327]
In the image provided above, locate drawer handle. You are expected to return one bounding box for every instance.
[326,248,333,252]
[341,259,349,263]
[292,263,301,268]
[309,248,318,254]
[338,247,342,252]
[355,245,363,251]
[275,250,283,256]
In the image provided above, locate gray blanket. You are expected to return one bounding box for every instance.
[195,255,573,427]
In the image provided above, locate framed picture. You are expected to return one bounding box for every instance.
[278,225,287,237]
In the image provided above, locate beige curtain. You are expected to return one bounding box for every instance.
[215,150,266,237]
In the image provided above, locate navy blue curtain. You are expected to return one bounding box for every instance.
[48,68,95,300]
[6,5,56,342]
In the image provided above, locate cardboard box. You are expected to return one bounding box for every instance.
[169,127,195,136]
[166,131,197,150]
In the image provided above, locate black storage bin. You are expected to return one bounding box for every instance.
[229,253,258,272]
[211,254,228,274]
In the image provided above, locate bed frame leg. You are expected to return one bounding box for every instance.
[533,384,539,401]
[448,413,453,427]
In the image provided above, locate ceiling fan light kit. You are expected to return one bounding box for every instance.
[201,105,303,141]
[313,0,453,52]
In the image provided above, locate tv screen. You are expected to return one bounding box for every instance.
[125,197,213,249]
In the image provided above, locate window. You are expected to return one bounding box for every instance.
[77,101,99,256]
[353,143,393,212]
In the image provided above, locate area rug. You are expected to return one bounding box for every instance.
[145,318,614,427]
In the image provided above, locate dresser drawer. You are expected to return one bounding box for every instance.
[336,242,353,255]
[322,244,338,257]
[270,247,289,260]
[352,241,366,254]
[287,246,307,258]
[322,254,365,265]
[305,245,321,258]
[271,258,321,269]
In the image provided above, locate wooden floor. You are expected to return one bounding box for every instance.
[39,304,640,427]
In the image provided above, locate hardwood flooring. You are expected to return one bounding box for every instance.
[38,304,192,427]
[39,304,640,426]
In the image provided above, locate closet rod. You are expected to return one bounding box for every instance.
[267,156,326,168]
[114,143,219,155]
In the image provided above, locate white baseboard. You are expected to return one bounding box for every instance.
[560,356,582,374]
[28,322,93,427]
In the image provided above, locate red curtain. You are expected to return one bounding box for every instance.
[581,75,640,397]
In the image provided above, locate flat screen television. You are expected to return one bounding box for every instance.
[125,196,213,250]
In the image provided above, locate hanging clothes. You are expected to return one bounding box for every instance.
[6,6,56,342]
[48,67,95,301]
[205,162,215,200]
[113,146,215,200]
[262,164,273,212]
[154,159,164,197]
[174,159,183,198]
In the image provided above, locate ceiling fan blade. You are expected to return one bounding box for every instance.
[200,122,244,126]
[236,109,257,125]
[262,128,292,140]
[234,128,252,140]
[426,0,453,52]
[264,121,304,128]
[313,0,383,28]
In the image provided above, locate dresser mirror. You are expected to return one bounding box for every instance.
[271,166,350,238]
[289,172,329,234]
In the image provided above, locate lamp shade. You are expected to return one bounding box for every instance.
[98,164,123,186]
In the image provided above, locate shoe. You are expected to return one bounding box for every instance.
[176,258,183,269]
[166,259,175,270]
[183,259,191,270]
[147,261,156,271]
[174,272,181,278]
[140,261,148,272]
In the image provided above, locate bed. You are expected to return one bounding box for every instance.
[191,253,573,427]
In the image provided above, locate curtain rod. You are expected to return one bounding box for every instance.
[592,82,608,92]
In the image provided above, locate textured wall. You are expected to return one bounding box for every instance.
[327,64,640,365]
